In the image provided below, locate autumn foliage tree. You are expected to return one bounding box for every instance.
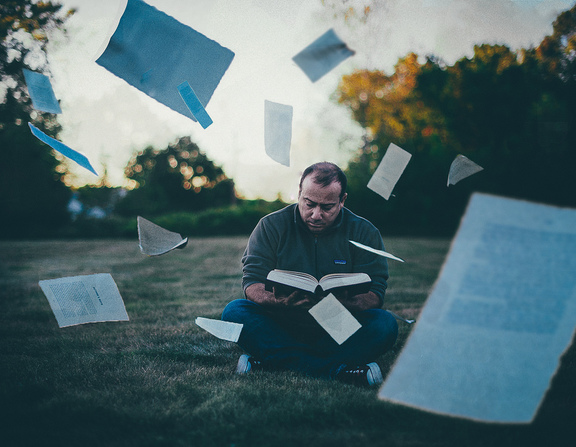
[336,5,576,235]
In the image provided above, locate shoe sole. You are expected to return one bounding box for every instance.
[366,362,383,386]
[236,354,251,374]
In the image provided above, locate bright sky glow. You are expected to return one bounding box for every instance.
[43,0,574,200]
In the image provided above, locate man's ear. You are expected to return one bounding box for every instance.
[340,193,348,206]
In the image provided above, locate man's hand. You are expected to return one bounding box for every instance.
[274,288,318,309]
[331,289,381,311]
[245,283,318,309]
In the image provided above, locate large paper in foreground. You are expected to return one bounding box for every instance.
[378,193,576,423]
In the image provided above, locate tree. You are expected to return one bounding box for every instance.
[0,0,74,237]
[336,54,457,234]
[115,136,236,217]
[335,5,576,235]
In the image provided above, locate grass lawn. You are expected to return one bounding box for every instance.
[0,237,574,447]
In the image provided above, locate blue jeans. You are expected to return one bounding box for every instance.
[221,299,398,379]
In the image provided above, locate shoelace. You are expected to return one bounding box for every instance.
[344,367,367,376]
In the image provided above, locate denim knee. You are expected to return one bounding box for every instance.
[360,309,399,350]
[221,298,257,322]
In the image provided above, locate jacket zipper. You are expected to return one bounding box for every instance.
[314,236,318,278]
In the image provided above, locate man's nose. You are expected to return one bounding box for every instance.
[311,206,323,219]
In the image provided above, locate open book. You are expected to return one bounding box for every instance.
[266,269,371,297]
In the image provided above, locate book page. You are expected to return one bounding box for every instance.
[195,317,243,342]
[29,123,98,176]
[308,294,362,345]
[319,272,370,291]
[266,270,318,294]
[447,154,483,186]
[138,216,188,256]
[379,193,576,423]
[367,143,412,200]
[96,0,234,123]
[22,69,62,114]
[39,274,129,328]
[349,240,405,262]
[292,29,355,83]
[264,100,293,167]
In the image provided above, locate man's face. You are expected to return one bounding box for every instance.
[298,175,347,234]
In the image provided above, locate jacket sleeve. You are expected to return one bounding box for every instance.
[241,217,278,294]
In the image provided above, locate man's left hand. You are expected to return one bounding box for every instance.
[331,290,381,311]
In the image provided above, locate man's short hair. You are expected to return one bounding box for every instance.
[299,162,347,201]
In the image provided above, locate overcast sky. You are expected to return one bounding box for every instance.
[45,0,574,201]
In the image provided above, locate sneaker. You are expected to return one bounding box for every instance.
[336,362,383,387]
[235,354,262,374]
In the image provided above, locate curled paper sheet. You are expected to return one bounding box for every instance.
[28,123,98,175]
[22,69,62,114]
[308,294,362,345]
[379,193,576,423]
[264,100,293,167]
[367,143,412,200]
[39,274,129,328]
[349,240,405,263]
[195,317,243,342]
[177,81,213,129]
[386,310,415,324]
[292,28,355,82]
[137,216,188,256]
[447,154,483,186]
[96,0,234,122]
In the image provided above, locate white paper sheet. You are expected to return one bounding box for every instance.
[367,143,412,200]
[378,193,576,423]
[349,240,405,262]
[22,69,62,114]
[195,317,243,342]
[39,274,129,328]
[96,0,234,123]
[292,28,355,82]
[29,123,98,175]
[447,154,483,186]
[308,294,362,345]
[264,100,293,167]
[137,216,188,256]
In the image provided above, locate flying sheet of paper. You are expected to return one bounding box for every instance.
[28,123,98,175]
[264,100,293,167]
[22,69,62,114]
[39,274,129,328]
[349,240,405,263]
[386,310,415,324]
[367,143,412,200]
[195,317,243,342]
[447,154,484,186]
[137,216,188,256]
[292,28,355,82]
[308,294,362,345]
[177,81,213,129]
[96,0,234,122]
[379,193,576,423]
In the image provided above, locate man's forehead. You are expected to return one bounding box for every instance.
[300,177,341,203]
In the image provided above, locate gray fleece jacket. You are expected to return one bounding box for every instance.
[241,204,389,306]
